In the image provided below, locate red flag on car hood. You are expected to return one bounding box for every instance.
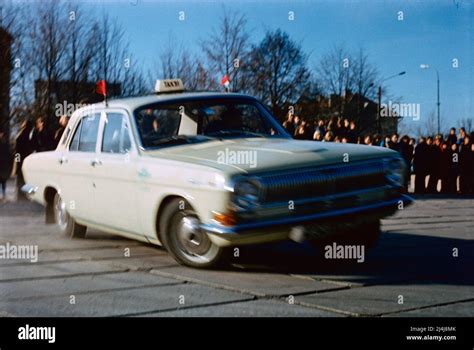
[220,74,230,87]
[96,80,107,96]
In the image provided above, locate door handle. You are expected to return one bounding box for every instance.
[91,159,103,167]
[138,168,150,178]
[58,156,68,165]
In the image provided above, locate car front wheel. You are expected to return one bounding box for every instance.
[53,193,87,238]
[160,199,223,268]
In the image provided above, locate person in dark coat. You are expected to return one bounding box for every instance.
[388,133,400,152]
[427,135,442,193]
[53,115,69,147]
[399,135,414,189]
[446,143,460,194]
[459,135,473,194]
[0,131,12,200]
[14,120,35,197]
[413,137,429,194]
[294,120,312,140]
[439,142,452,193]
[31,117,55,152]
[447,127,457,146]
[282,112,295,136]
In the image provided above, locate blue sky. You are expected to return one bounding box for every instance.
[80,0,471,131]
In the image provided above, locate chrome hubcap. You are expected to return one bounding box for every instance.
[55,196,68,230]
[176,216,211,256]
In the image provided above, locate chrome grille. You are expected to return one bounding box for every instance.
[258,159,386,203]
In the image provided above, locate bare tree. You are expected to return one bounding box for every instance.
[247,29,310,118]
[91,14,125,90]
[30,1,69,122]
[351,47,379,105]
[316,45,354,100]
[414,110,443,137]
[201,8,250,92]
[121,55,148,97]
[0,1,26,136]
[63,4,99,102]
[91,13,147,97]
[156,33,214,91]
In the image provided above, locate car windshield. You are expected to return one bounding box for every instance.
[134,97,290,149]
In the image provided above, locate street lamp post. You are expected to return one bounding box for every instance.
[377,71,406,134]
[420,64,440,135]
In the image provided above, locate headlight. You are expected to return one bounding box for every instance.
[383,157,406,187]
[232,178,262,211]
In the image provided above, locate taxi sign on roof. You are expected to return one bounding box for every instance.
[155,79,184,93]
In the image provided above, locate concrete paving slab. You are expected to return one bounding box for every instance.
[151,299,342,317]
[391,301,474,317]
[0,272,181,301]
[0,283,253,317]
[0,260,127,282]
[297,284,474,316]
[153,266,344,296]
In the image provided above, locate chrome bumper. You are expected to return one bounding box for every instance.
[21,184,38,198]
[201,194,413,237]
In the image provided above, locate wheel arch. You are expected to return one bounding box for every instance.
[44,186,59,224]
[155,195,197,243]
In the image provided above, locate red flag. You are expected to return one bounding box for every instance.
[220,74,230,87]
[96,80,107,97]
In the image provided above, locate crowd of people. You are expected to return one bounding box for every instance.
[283,113,474,195]
[0,116,68,200]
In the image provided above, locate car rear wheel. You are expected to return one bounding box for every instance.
[160,199,223,268]
[54,193,87,238]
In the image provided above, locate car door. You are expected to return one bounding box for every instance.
[57,113,101,222]
[90,111,141,235]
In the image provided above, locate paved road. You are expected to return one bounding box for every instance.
[0,193,473,317]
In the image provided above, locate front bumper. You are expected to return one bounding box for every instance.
[201,194,413,246]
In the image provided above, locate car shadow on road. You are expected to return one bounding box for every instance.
[226,232,474,286]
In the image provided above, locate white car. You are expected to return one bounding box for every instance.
[22,79,412,268]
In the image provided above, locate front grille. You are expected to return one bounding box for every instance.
[258,159,387,203]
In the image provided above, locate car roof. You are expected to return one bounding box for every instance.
[85,91,258,112]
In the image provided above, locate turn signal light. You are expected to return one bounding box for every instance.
[213,211,237,226]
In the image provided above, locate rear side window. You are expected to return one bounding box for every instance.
[69,114,101,152]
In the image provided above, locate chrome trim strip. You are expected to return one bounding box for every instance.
[201,194,413,235]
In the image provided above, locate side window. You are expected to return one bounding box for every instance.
[102,113,131,154]
[78,114,101,152]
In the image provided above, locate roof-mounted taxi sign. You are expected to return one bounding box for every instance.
[154,79,185,93]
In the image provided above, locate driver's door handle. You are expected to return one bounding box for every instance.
[58,156,68,165]
[138,168,150,178]
[90,159,102,167]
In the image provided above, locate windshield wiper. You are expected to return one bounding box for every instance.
[148,135,213,148]
[206,130,266,138]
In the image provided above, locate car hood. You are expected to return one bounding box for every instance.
[144,138,397,175]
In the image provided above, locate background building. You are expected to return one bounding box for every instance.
[0,26,12,137]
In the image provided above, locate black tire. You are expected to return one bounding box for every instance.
[159,198,224,269]
[53,193,87,238]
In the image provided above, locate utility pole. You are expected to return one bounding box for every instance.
[420,64,441,135]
